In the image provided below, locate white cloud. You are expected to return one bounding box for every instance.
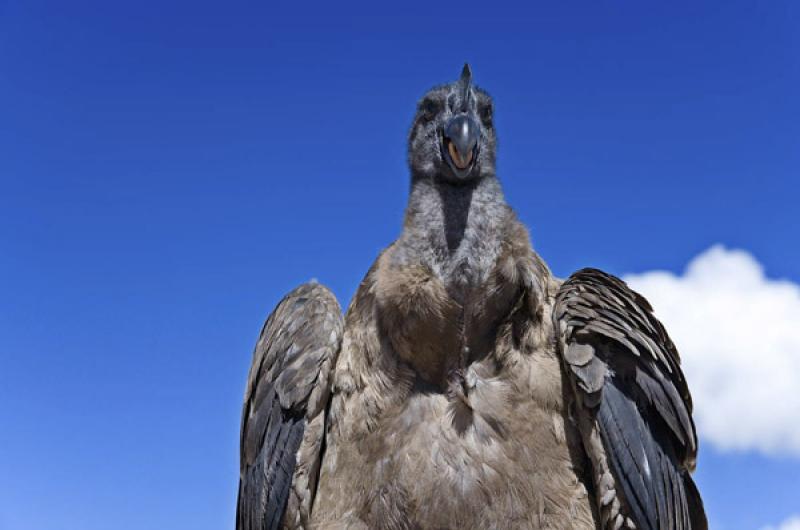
[623,245,800,457]
[761,515,800,530]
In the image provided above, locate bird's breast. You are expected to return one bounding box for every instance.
[374,252,522,386]
[314,354,595,528]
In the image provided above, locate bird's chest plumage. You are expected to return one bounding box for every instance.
[314,349,596,529]
[312,216,596,528]
[373,245,521,386]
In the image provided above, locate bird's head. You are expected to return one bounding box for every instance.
[408,64,497,184]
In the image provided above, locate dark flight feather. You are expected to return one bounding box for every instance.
[237,283,343,530]
[555,268,707,530]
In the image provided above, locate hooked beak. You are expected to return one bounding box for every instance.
[443,114,480,178]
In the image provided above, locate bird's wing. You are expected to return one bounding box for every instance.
[237,282,344,530]
[553,268,706,530]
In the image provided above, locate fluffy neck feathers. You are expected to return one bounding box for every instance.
[394,176,509,290]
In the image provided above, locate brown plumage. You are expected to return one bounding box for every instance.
[237,65,706,530]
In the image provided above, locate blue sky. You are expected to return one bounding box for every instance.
[1,1,798,529]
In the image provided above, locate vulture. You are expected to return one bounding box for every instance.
[237,65,707,530]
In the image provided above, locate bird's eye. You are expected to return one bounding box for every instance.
[419,99,441,122]
[479,104,493,125]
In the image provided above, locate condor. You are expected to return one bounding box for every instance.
[236,65,706,530]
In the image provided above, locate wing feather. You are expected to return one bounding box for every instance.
[237,282,343,530]
[555,268,706,530]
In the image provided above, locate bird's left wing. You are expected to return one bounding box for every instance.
[237,282,343,530]
[554,268,706,530]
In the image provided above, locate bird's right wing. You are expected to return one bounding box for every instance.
[237,282,343,530]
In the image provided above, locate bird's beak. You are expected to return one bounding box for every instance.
[444,114,480,177]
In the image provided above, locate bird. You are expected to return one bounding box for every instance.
[236,64,707,530]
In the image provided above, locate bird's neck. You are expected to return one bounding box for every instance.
[396,176,509,288]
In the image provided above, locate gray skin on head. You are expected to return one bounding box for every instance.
[408,66,497,184]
